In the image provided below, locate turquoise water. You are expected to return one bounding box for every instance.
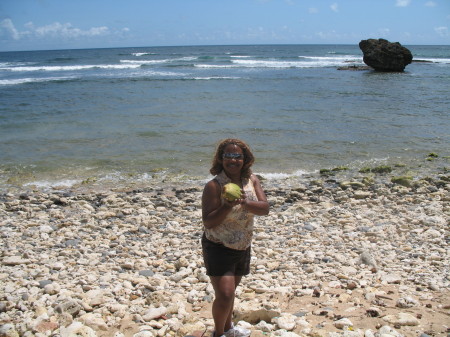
[0,44,449,190]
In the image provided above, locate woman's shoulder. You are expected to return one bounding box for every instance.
[249,173,260,183]
[203,178,221,193]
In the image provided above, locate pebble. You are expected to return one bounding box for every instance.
[0,169,448,336]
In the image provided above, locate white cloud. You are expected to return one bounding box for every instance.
[395,0,411,7]
[425,1,437,6]
[315,30,338,39]
[1,19,123,43]
[26,22,109,39]
[309,7,318,14]
[0,18,20,40]
[378,28,391,37]
[435,26,449,37]
[330,3,339,12]
[396,0,411,7]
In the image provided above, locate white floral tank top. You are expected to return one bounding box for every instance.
[204,171,257,250]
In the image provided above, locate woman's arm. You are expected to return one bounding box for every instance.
[202,180,240,229]
[242,175,270,216]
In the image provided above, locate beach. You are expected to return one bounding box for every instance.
[1,158,449,337]
[1,43,449,337]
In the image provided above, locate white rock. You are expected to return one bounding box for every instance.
[142,306,167,321]
[383,312,419,326]
[156,325,168,336]
[44,282,60,295]
[378,325,402,336]
[334,317,353,329]
[2,256,30,265]
[79,312,108,331]
[133,331,154,337]
[165,317,182,331]
[60,322,97,337]
[0,324,20,337]
[255,320,274,332]
[381,273,402,284]
[364,329,375,337]
[50,262,65,270]
[396,296,419,308]
[84,289,106,307]
[187,289,199,304]
[421,228,442,239]
[39,225,54,233]
[272,313,297,331]
[236,320,252,329]
[169,268,192,282]
[273,330,302,337]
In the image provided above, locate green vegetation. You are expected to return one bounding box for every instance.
[391,176,413,187]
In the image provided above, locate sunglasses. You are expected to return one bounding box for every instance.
[222,152,244,160]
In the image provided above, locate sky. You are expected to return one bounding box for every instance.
[0,0,449,52]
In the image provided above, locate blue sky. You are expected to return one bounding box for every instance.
[1,0,449,51]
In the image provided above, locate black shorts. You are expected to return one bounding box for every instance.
[201,233,251,276]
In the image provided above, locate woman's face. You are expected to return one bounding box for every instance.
[221,144,244,176]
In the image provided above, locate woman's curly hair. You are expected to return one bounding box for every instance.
[210,138,255,179]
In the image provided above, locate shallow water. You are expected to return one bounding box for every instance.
[0,44,449,191]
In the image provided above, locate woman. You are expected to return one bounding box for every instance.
[202,138,270,337]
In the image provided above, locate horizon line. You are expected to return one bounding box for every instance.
[1,42,449,53]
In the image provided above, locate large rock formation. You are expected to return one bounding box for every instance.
[359,38,413,72]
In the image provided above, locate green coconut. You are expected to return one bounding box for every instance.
[222,183,242,201]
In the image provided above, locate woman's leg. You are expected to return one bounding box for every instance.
[210,274,242,336]
[224,275,242,331]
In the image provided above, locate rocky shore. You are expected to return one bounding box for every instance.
[1,163,449,337]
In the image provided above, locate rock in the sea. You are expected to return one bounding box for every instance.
[359,38,413,71]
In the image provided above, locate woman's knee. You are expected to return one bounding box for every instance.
[215,285,235,302]
[215,293,234,304]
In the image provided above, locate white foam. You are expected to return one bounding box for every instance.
[260,169,310,180]
[120,59,168,65]
[0,61,34,68]
[300,55,361,60]
[416,58,450,64]
[130,70,187,77]
[189,76,240,80]
[24,179,80,189]
[195,56,363,69]
[194,64,238,69]
[132,52,157,56]
[231,58,362,68]
[0,76,76,86]
[1,64,141,72]
[179,56,197,61]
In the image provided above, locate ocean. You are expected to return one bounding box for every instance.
[0,44,449,191]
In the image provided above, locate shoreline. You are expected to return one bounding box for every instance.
[0,160,449,336]
[1,152,448,194]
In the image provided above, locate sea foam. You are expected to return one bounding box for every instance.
[2,64,141,72]
[260,170,311,180]
[0,76,77,86]
[195,56,364,69]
